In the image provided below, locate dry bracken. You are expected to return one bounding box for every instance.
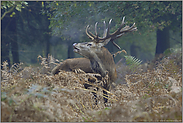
[1,51,182,122]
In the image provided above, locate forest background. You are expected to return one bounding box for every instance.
[1,1,182,122]
[1,1,182,67]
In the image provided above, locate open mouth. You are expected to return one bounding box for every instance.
[73,43,79,52]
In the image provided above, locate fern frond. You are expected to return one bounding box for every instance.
[124,55,142,72]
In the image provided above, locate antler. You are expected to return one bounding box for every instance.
[86,17,137,49]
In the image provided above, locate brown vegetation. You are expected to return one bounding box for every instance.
[1,50,182,122]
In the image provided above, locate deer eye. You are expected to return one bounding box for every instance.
[87,43,92,46]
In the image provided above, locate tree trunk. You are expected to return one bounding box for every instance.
[1,35,11,67]
[1,10,19,66]
[45,38,50,57]
[130,44,140,58]
[67,42,75,59]
[11,38,19,64]
[43,3,51,58]
[10,16,19,64]
[44,29,50,57]
[155,27,170,56]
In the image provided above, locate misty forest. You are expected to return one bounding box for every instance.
[1,1,182,122]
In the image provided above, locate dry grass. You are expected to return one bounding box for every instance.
[1,51,182,122]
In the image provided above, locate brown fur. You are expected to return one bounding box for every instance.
[52,17,136,104]
[90,47,117,82]
[52,58,93,75]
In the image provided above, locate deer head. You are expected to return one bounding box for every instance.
[73,17,137,81]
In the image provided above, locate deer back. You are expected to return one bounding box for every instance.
[51,58,93,75]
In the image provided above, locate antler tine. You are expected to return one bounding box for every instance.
[109,17,126,50]
[129,23,137,31]
[110,16,126,36]
[120,23,137,32]
[111,40,121,50]
[122,16,125,24]
[85,17,137,49]
[106,19,112,37]
[103,21,107,38]
[86,25,95,40]
[112,23,137,41]
[121,16,126,28]
[95,22,98,37]
[110,19,137,40]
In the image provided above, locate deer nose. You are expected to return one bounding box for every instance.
[73,43,78,49]
[73,43,77,46]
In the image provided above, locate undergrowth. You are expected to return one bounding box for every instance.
[1,50,182,122]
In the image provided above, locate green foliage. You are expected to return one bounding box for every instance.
[1,92,7,101]
[124,55,142,72]
[43,1,181,62]
[45,1,181,38]
[45,1,106,40]
[163,47,182,57]
[1,92,17,106]
[1,1,28,19]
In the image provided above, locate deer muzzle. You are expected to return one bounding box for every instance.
[73,43,79,53]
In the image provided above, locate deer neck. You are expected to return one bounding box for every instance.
[89,47,112,77]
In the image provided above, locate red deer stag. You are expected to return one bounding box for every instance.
[52,17,137,103]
